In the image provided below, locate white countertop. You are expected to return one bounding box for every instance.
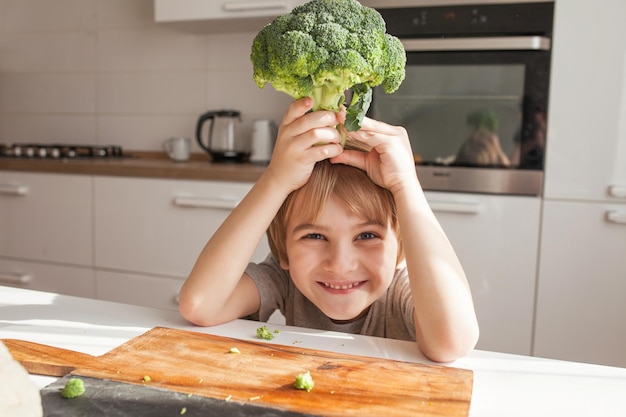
[2,286,625,417]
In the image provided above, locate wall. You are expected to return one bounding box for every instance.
[0,0,291,152]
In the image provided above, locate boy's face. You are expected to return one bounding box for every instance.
[280,195,399,321]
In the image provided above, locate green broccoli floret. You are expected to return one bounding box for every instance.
[60,377,85,399]
[294,370,315,392]
[256,325,275,340]
[251,0,406,143]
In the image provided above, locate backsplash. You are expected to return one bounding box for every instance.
[0,0,291,152]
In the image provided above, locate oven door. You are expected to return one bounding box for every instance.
[370,36,551,196]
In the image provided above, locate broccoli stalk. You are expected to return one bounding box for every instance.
[250,0,406,145]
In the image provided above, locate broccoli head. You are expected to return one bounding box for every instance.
[60,377,85,399]
[250,0,406,141]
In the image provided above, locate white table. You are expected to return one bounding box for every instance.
[2,286,625,417]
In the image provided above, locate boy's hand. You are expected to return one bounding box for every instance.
[264,98,344,193]
[331,117,418,195]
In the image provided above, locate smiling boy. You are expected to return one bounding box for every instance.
[179,97,479,363]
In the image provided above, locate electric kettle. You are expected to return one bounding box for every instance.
[195,109,249,163]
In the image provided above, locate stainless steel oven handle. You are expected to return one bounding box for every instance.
[401,36,551,52]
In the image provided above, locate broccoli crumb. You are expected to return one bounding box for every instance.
[60,377,85,399]
[256,325,275,340]
[294,371,314,392]
[180,407,187,415]
[142,375,151,383]
[229,347,241,354]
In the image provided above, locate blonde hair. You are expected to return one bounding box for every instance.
[268,158,404,265]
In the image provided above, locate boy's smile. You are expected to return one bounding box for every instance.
[280,195,399,321]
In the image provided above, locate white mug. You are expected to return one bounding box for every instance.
[162,137,191,162]
[249,119,276,164]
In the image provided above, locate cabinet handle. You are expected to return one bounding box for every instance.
[606,211,626,225]
[0,271,32,285]
[429,201,482,215]
[223,1,288,12]
[608,185,626,199]
[173,196,240,210]
[0,184,28,196]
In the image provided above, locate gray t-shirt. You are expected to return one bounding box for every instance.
[244,255,416,341]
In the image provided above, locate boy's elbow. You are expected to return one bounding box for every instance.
[421,323,480,363]
[178,291,216,327]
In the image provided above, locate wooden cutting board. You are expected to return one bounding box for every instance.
[4,326,473,417]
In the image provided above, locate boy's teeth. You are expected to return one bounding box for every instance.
[324,282,356,290]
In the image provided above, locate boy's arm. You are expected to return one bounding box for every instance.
[178,98,344,327]
[394,182,479,363]
[332,118,479,362]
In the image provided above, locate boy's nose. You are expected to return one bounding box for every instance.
[324,242,358,274]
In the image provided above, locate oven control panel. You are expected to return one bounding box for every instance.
[378,2,554,38]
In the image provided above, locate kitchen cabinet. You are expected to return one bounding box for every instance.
[94,176,270,309]
[0,258,94,298]
[96,270,182,311]
[533,0,626,367]
[0,171,92,265]
[534,200,626,367]
[543,0,626,202]
[0,171,95,297]
[425,191,541,356]
[154,0,308,32]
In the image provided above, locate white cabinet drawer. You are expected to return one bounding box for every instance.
[426,192,542,355]
[0,257,95,298]
[96,270,182,311]
[0,172,92,266]
[94,176,270,278]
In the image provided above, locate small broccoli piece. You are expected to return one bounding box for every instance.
[294,370,315,392]
[229,347,241,354]
[256,325,275,340]
[251,0,406,142]
[60,377,85,399]
[142,375,151,383]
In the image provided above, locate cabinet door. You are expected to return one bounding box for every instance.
[96,270,182,311]
[426,192,541,355]
[0,172,92,266]
[94,176,270,278]
[0,258,94,298]
[544,1,626,202]
[534,200,626,367]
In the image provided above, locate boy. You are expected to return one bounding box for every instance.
[179,98,479,363]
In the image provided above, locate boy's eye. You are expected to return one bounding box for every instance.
[357,232,378,240]
[305,233,325,240]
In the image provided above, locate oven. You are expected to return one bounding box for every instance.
[370,1,554,196]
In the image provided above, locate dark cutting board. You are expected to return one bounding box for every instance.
[4,326,473,417]
[41,375,316,417]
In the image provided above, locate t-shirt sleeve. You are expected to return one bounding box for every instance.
[243,254,289,322]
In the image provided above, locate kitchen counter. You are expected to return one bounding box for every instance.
[0,152,266,182]
[2,286,626,417]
